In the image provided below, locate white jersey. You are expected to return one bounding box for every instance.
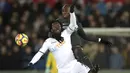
[39,13,78,69]
[40,30,75,68]
[30,12,78,71]
[40,30,75,69]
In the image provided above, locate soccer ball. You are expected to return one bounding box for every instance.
[15,33,29,46]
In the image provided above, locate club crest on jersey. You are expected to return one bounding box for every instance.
[56,41,65,48]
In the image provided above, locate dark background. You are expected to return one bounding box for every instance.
[0,0,130,71]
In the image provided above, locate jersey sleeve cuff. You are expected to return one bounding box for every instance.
[39,51,44,54]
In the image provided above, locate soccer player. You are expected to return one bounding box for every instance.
[28,5,90,73]
[45,52,57,73]
[56,4,111,73]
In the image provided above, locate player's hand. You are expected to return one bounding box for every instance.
[70,4,75,13]
[70,0,77,13]
[100,38,112,46]
[24,63,33,69]
[90,65,100,73]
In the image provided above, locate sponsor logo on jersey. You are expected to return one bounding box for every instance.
[56,41,65,48]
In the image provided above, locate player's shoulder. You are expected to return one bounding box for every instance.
[45,38,57,44]
[56,16,63,21]
[56,16,65,23]
[45,38,52,42]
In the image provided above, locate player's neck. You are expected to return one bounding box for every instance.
[52,33,63,42]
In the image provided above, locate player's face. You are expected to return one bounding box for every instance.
[62,5,70,18]
[51,22,61,34]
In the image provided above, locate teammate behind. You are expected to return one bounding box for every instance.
[45,52,57,73]
[28,5,90,73]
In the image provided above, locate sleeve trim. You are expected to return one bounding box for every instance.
[39,51,44,54]
[68,26,73,31]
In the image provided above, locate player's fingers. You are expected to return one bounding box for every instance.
[96,65,100,71]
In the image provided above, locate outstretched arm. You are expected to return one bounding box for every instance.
[28,40,50,66]
[77,25,99,42]
[77,24,111,45]
[66,5,78,34]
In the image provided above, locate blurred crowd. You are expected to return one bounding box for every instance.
[0,0,130,70]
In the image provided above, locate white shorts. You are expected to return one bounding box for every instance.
[58,60,90,73]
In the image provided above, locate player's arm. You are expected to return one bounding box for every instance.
[77,24,99,42]
[66,5,78,34]
[28,40,50,67]
[77,24,111,45]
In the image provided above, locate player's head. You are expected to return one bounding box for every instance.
[50,20,63,38]
[62,4,71,18]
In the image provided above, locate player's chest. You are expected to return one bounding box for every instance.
[49,39,70,52]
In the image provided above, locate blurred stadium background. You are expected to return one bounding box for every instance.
[0,0,130,73]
